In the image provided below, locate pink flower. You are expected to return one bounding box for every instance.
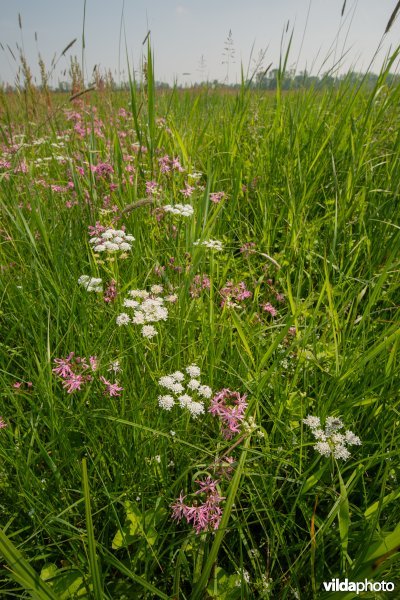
[172,157,184,171]
[219,281,252,308]
[104,280,117,303]
[145,181,160,197]
[88,222,106,237]
[190,274,211,298]
[100,376,123,397]
[52,352,75,378]
[13,382,22,389]
[180,183,195,198]
[209,389,248,439]
[158,155,171,173]
[210,191,226,204]
[62,373,85,393]
[154,265,166,277]
[171,477,225,534]
[0,417,7,429]
[262,302,277,317]
[194,476,218,495]
[240,242,256,256]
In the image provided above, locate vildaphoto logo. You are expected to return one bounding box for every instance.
[322,578,395,594]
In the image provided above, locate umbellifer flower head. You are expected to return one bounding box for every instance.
[303,414,361,460]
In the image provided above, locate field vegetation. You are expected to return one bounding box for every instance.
[0,40,399,599]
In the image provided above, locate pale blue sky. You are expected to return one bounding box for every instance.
[1,0,400,86]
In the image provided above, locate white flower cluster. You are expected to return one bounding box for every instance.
[303,415,362,460]
[78,275,103,292]
[116,285,173,339]
[194,239,223,251]
[157,364,212,418]
[89,228,135,253]
[164,204,194,217]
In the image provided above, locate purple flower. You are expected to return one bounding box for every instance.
[145,181,160,197]
[209,389,248,439]
[104,280,117,303]
[171,477,225,534]
[52,352,75,378]
[210,191,226,204]
[180,183,195,198]
[100,376,123,397]
[62,373,85,393]
[219,281,252,308]
[262,302,277,317]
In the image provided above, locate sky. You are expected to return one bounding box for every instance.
[1,0,400,87]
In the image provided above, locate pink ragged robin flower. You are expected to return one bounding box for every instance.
[209,389,248,439]
[62,373,86,394]
[209,191,226,204]
[180,183,195,198]
[52,352,75,378]
[262,302,277,317]
[88,222,107,237]
[0,417,7,429]
[219,281,252,308]
[100,376,123,397]
[158,155,171,173]
[53,353,97,393]
[172,157,184,171]
[240,242,256,256]
[104,280,117,303]
[145,180,160,197]
[171,477,225,534]
[190,274,211,298]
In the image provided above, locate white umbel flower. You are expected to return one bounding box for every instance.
[178,394,193,408]
[142,325,158,339]
[158,395,175,410]
[164,204,194,217]
[194,239,223,251]
[91,227,134,253]
[302,415,321,429]
[187,378,200,390]
[150,284,164,294]
[305,415,362,461]
[198,385,212,399]
[116,313,131,326]
[186,364,201,378]
[187,400,205,418]
[78,275,103,292]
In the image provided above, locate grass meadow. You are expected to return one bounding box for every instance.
[0,43,400,599]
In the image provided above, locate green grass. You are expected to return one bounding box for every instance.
[0,45,399,599]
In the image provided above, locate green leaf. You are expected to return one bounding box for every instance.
[337,469,350,570]
[301,465,327,495]
[364,490,400,520]
[112,501,166,550]
[112,502,142,550]
[206,567,241,599]
[0,529,58,600]
[51,570,87,599]
[81,458,103,599]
